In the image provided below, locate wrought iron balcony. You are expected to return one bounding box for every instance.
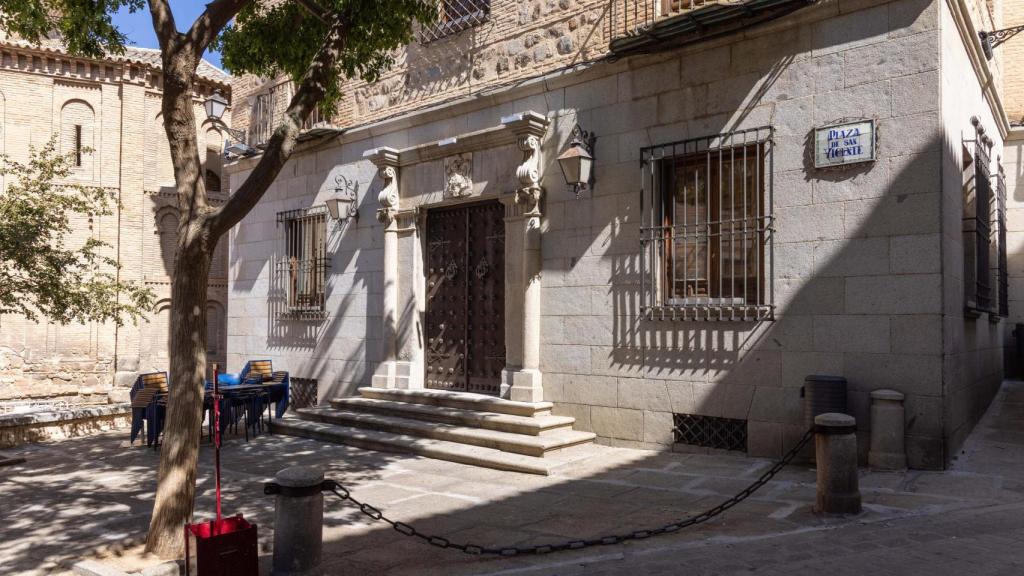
[609,0,817,56]
[241,81,339,151]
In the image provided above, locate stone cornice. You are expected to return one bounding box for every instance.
[0,40,230,95]
[362,111,550,168]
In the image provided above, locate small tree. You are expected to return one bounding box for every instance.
[1,0,436,556]
[0,139,154,324]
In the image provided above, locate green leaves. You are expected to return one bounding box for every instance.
[0,0,144,57]
[0,139,155,326]
[218,0,437,113]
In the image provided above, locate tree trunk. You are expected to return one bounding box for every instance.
[145,48,216,556]
[145,227,213,557]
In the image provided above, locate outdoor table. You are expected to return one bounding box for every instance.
[138,380,289,447]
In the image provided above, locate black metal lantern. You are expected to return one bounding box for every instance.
[204,90,229,122]
[557,124,595,198]
[326,174,359,222]
[203,90,253,156]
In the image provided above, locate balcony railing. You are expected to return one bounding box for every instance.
[609,0,816,56]
[243,81,340,150]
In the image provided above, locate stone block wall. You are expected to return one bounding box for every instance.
[226,0,1012,469]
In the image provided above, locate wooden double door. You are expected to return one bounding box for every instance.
[425,201,506,395]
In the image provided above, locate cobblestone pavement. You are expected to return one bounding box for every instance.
[1,381,1022,575]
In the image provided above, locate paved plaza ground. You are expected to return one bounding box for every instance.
[2,381,1023,575]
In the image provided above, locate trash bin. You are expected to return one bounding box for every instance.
[185,515,258,576]
[802,375,848,427]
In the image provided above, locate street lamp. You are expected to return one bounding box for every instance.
[325,174,359,222]
[979,25,1024,60]
[203,90,254,156]
[557,124,596,199]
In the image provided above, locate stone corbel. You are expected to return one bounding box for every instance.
[502,112,550,217]
[364,147,401,224]
[514,134,543,215]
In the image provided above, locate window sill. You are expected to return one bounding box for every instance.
[278,308,327,320]
[642,304,773,322]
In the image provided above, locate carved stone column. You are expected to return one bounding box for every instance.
[500,113,549,403]
[365,147,410,389]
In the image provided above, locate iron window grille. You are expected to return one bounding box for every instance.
[640,127,774,321]
[419,0,490,43]
[249,90,275,148]
[673,413,748,452]
[290,378,319,409]
[996,165,1008,318]
[963,139,993,315]
[276,207,329,317]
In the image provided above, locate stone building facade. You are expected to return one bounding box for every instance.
[0,35,231,409]
[226,0,1024,469]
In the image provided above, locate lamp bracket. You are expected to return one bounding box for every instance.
[330,174,360,222]
[568,124,596,155]
[979,25,1024,58]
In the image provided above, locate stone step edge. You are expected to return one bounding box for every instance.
[270,419,553,476]
[297,407,595,457]
[357,387,553,417]
[329,397,575,436]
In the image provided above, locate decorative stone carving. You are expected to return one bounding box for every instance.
[443,153,473,198]
[376,165,399,224]
[364,147,401,225]
[514,134,543,215]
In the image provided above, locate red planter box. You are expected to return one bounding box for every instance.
[185,515,259,576]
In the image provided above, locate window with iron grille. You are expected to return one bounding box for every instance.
[276,207,328,316]
[641,127,773,321]
[963,138,993,315]
[673,413,747,452]
[290,378,319,409]
[420,0,490,43]
[249,91,274,147]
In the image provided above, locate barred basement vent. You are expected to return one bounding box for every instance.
[290,378,319,409]
[673,414,747,452]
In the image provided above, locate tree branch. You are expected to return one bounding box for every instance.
[207,11,351,238]
[294,0,329,23]
[146,0,178,50]
[186,0,251,61]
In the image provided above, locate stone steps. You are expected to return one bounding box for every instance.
[270,418,591,475]
[297,406,594,457]
[329,397,575,436]
[269,387,596,475]
[357,387,553,417]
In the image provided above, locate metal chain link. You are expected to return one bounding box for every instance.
[324,427,814,556]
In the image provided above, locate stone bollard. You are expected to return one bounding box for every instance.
[267,466,325,576]
[868,389,907,471]
[814,413,862,515]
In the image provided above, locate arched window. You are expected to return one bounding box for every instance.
[205,128,224,192]
[60,100,95,180]
[158,211,179,275]
[206,169,221,192]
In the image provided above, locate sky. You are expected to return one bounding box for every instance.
[112,1,224,69]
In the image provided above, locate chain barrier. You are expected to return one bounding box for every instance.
[321,427,814,557]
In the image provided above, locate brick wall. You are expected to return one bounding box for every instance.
[0,40,231,403]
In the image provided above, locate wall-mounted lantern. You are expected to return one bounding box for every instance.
[326,174,359,222]
[979,25,1024,60]
[557,124,596,199]
[203,90,254,157]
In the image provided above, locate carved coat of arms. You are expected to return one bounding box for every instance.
[443,153,473,198]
